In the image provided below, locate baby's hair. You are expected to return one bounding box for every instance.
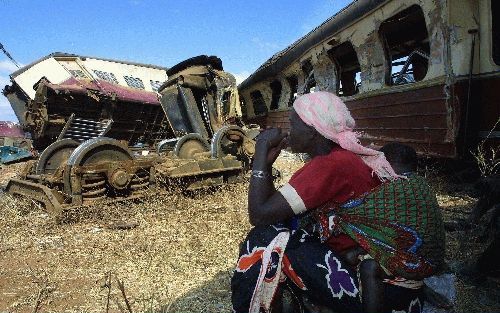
[380,142,417,174]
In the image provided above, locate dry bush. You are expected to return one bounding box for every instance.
[471,117,500,177]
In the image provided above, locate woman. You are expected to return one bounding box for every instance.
[231,92,425,313]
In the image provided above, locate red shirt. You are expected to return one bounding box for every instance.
[279,147,381,252]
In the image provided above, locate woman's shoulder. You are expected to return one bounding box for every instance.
[323,147,370,169]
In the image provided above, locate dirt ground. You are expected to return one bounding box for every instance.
[0,154,499,313]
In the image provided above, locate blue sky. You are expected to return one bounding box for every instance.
[0,0,351,122]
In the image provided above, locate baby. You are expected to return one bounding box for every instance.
[353,142,451,312]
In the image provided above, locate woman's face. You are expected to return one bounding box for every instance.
[289,109,315,153]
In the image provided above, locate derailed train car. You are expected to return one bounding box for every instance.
[2,54,256,215]
[238,0,499,158]
[3,52,171,150]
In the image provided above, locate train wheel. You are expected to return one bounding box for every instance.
[35,139,79,175]
[210,126,253,167]
[173,133,210,159]
[63,138,134,201]
[156,138,178,154]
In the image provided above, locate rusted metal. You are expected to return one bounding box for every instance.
[19,77,169,149]
[158,55,242,140]
[5,179,65,215]
[4,55,257,216]
[3,53,170,150]
[35,139,79,175]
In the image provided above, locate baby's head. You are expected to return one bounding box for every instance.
[380,142,417,175]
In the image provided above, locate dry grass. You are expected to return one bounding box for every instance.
[0,184,252,312]
[0,155,499,312]
[0,154,302,313]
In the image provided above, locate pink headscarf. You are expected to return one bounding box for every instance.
[293,91,401,181]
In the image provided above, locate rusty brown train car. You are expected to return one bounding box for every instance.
[2,52,171,150]
[238,0,500,158]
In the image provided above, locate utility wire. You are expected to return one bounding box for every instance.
[0,42,20,68]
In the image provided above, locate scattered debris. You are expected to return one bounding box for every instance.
[0,146,33,164]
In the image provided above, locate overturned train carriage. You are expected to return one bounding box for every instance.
[3,52,171,150]
[3,54,256,215]
[238,0,500,158]
[154,55,256,191]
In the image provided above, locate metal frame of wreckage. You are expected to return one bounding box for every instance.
[0,121,34,164]
[4,55,257,216]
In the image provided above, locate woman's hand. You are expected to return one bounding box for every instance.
[254,128,288,169]
[248,127,295,226]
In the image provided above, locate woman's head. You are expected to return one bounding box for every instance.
[292,92,356,141]
[291,91,401,181]
[289,92,354,154]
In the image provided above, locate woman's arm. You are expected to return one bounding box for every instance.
[248,128,295,226]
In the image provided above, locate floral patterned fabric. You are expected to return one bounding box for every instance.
[312,174,445,280]
[231,225,424,313]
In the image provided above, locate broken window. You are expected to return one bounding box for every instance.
[69,70,88,79]
[221,91,231,116]
[328,41,361,97]
[379,5,430,85]
[150,80,163,92]
[124,76,145,89]
[270,80,282,110]
[493,0,500,65]
[286,76,299,107]
[250,90,268,116]
[94,70,119,84]
[240,98,248,118]
[302,60,316,94]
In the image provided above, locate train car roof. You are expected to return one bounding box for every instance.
[238,0,390,90]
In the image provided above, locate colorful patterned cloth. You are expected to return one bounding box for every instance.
[231,225,424,313]
[313,174,445,279]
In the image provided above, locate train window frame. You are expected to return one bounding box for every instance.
[378,4,430,86]
[327,41,361,97]
[492,0,500,65]
[94,70,119,84]
[301,59,316,94]
[249,90,268,116]
[124,75,145,89]
[286,75,299,107]
[240,98,248,118]
[269,80,282,111]
[150,80,163,92]
[69,70,88,79]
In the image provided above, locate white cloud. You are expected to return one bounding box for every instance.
[233,71,250,85]
[0,59,19,74]
[0,97,17,122]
